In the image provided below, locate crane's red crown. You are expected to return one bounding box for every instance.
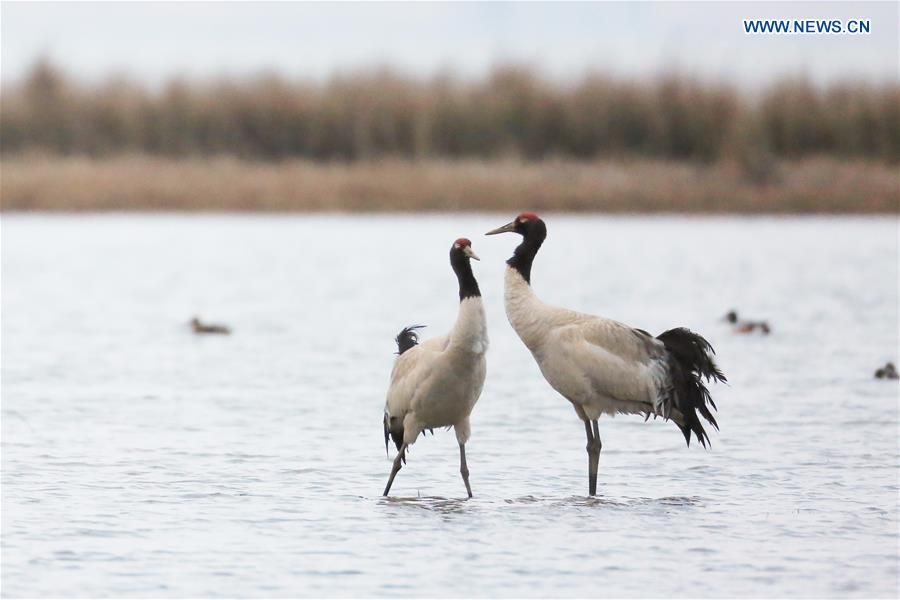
[454,238,472,248]
[518,212,539,222]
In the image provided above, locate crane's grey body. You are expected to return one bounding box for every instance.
[384,298,487,446]
[504,267,672,422]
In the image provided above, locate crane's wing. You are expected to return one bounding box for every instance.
[550,314,667,408]
[577,315,663,364]
[382,335,448,451]
[384,335,448,418]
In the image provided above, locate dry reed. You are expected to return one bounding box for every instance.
[2,60,898,164]
[2,155,896,213]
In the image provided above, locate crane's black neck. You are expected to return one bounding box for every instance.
[507,220,547,284]
[450,250,481,301]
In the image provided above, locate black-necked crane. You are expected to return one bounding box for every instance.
[486,213,725,496]
[724,310,771,335]
[382,238,488,498]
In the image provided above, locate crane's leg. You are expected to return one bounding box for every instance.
[591,420,602,494]
[458,442,473,498]
[585,419,602,496]
[383,443,408,497]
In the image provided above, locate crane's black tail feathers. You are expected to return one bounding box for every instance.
[383,413,404,453]
[395,325,425,355]
[384,325,425,456]
[657,327,726,449]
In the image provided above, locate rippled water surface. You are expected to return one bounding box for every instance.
[2,214,898,598]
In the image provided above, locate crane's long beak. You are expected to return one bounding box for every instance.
[485,221,516,235]
[463,246,480,261]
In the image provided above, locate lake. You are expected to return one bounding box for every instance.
[2,214,898,598]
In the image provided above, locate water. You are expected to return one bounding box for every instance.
[2,214,898,598]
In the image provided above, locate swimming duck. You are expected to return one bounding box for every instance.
[874,362,898,380]
[724,310,770,335]
[190,317,231,335]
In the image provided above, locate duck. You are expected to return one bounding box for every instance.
[724,310,770,335]
[874,362,898,379]
[190,317,231,335]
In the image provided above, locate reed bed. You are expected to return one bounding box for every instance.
[2,61,897,213]
[2,61,898,164]
[2,155,896,213]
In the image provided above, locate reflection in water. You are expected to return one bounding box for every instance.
[381,496,472,515]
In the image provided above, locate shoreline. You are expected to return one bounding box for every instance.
[2,156,897,214]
